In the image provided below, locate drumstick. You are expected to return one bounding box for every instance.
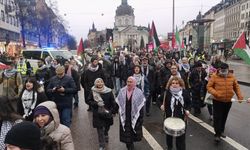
[231,98,248,102]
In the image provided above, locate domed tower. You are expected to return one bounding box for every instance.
[115,0,135,27]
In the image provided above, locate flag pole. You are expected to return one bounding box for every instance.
[172,0,175,40]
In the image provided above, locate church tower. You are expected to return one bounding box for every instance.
[115,0,135,27]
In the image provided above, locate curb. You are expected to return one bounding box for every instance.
[238,81,250,86]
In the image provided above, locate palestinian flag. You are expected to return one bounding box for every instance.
[77,38,84,56]
[232,32,250,65]
[175,26,181,47]
[149,21,161,50]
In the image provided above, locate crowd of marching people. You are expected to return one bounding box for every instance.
[0,49,250,150]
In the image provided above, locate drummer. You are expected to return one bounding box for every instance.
[160,76,191,150]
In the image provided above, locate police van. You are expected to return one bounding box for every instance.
[22,48,82,73]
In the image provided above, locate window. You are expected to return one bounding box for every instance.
[242,14,245,19]
[1,10,4,21]
[42,51,50,59]
[6,14,9,23]
[23,51,42,60]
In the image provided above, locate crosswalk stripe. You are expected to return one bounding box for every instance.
[189,114,248,150]
[143,126,164,150]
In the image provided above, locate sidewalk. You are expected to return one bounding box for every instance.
[227,59,250,86]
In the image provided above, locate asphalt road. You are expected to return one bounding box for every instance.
[71,84,250,150]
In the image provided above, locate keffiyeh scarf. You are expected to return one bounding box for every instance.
[21,90,37,118]
[116,87,145,132]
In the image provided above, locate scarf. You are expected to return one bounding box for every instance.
[88,63,99,72]
[170,88,184,117]
[181,64,190,73]
[91,78,112,106]
[133,74,145,92]
[4,69,16,78]
[116,86,145,132]
[127,76,136,99]
[21,90,37,118]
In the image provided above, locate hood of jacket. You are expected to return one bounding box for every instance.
[35,101,60,135]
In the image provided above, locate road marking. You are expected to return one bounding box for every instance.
[189,114,248,150]
[143,126,164,150]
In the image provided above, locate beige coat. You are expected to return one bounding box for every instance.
[36,101,74,150]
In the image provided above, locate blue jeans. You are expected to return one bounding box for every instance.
[58,108,72,127]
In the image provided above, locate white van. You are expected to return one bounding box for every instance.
[22,48,83,73]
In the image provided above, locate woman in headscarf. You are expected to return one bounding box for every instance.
[17,77,48,121]
[86,78,118,150]
[160,76,191,150]
[116,76,146,150]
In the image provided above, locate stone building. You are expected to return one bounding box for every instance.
[113,0,149,50]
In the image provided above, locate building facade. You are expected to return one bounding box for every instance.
[224,0,241,41]
[0,0,21,55]
[240,0,250,40]
[113,0,149,50]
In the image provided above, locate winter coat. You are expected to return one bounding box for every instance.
[17,89,48,121]
[207,73,243,102]
[0,71,22,99]
[81,64,105,92]
[141,65,155,93]
[0,72,23,111]
[86,91,118,128]
[47,75,77,109]
[35,67,51,88]
[162,90,191,119]
[36,101,74,150]
[189,68,207,90]
[65,68,80,91]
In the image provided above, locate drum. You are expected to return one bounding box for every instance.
[163,117,186,137]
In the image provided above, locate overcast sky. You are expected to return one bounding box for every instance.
[56,0,221,42]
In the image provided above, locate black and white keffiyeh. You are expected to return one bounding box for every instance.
[0,121,14,149]
[170,89,184,117]
[21,90,37,118]
[116,86,145,132]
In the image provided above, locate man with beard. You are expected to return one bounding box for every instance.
[81,55,105,111]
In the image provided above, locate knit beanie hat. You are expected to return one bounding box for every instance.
[5,121,41,150]
[33,106,51,117]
